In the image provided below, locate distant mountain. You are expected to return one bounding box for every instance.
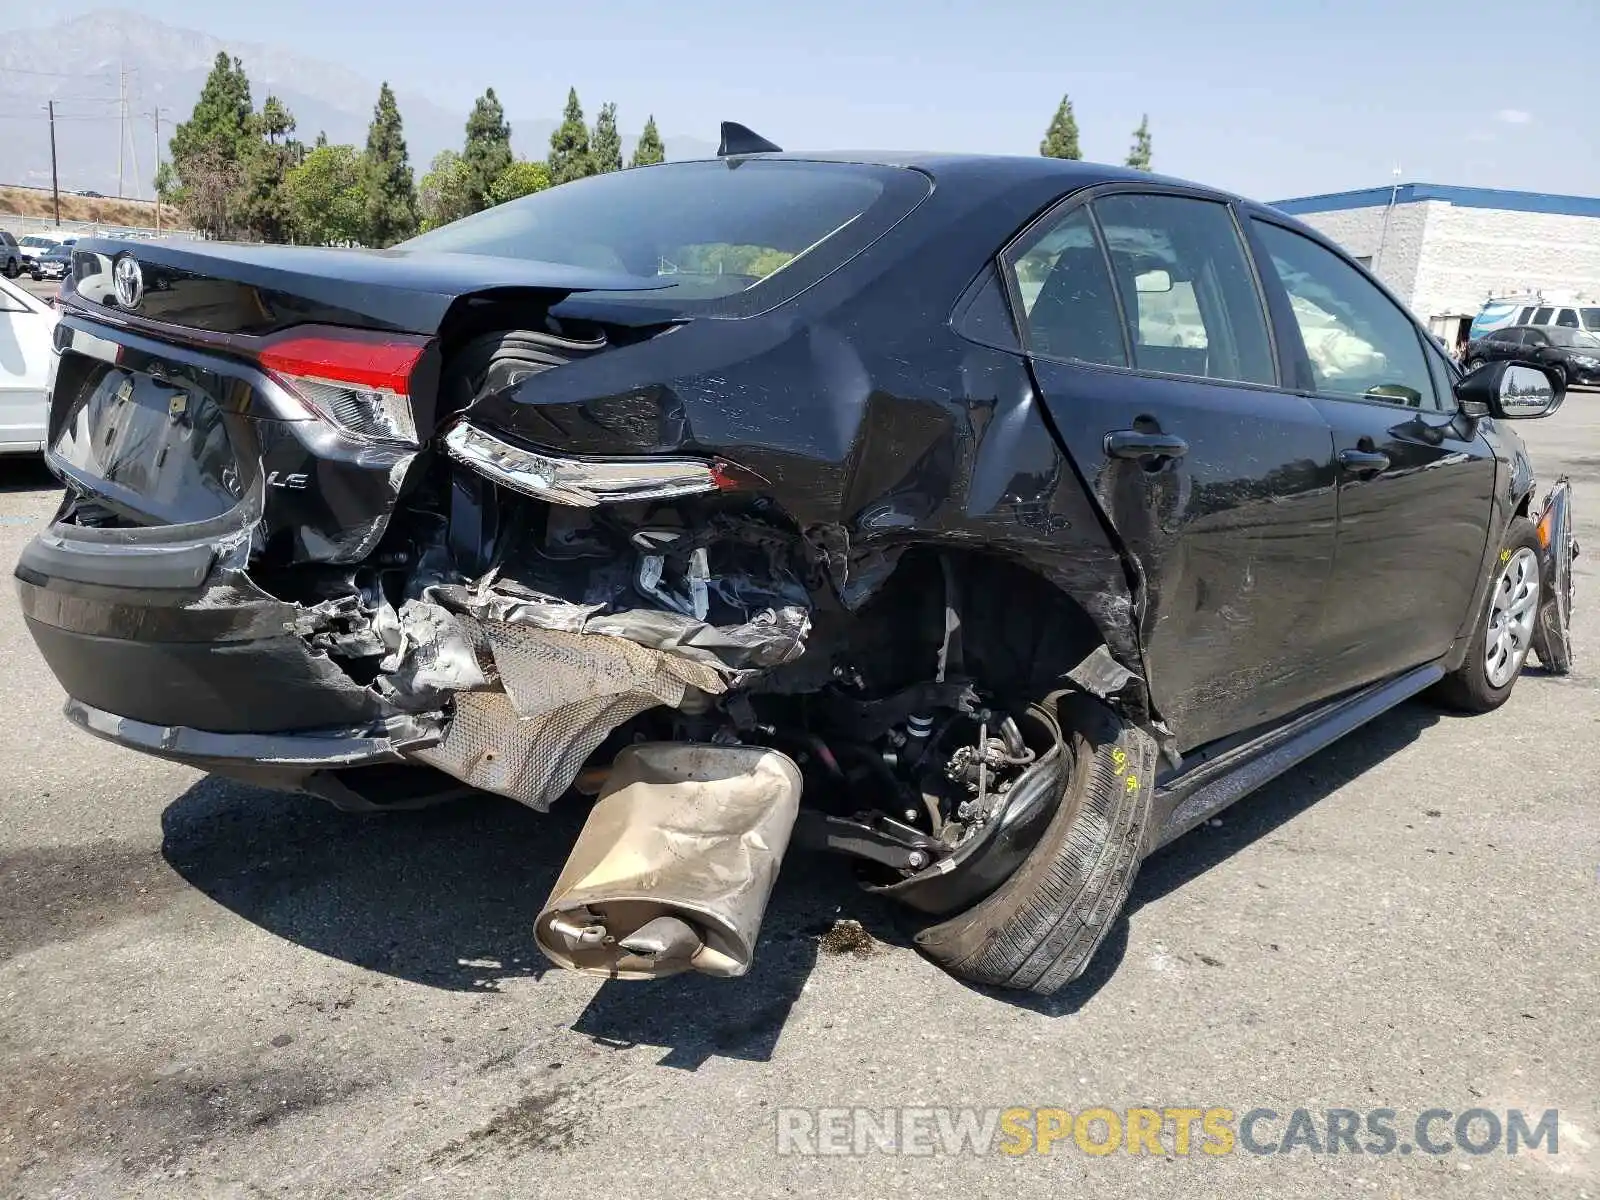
[0,9,717,197]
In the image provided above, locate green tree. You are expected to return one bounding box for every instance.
[462,88,513,213]
[363,82,418,247]
[1125,114,1152,171]
[285,144,367,245]
[169,52,254,166]
[547,87,594,185]
[238,94,297,242]
[489,159,551,205]
[167,52,256,236]
[1039,95,1081,160]
[629,115,665,167]
[591,102,623,174]
[259,95,294,144]
[418,149,475,230]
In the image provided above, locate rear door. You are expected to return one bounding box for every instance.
[1003,188,1339,752]
[1247,218,1496,690]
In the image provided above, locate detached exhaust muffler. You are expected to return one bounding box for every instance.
[535,743,803,979]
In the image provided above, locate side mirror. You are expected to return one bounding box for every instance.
[1134,269,1173,293]
[1454,360,1564,420]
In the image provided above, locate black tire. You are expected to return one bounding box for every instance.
[1532,491,1576,676]
[913,693,1156,995]
[2,258,15,279]
[1550,363,1568,389]
[1466,358,1484,372]
[1432,517,1541,712]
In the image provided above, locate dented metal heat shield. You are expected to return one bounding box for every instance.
[535,742,804,979]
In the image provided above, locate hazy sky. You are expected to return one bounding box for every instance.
[4,0,1597,200]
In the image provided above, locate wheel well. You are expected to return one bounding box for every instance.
[832,547,1113,705]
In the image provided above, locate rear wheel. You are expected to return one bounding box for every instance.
[912,693,1155,995]
[1466,358,1484,372]
[2,257,15,279]
[1433,517,1541,712]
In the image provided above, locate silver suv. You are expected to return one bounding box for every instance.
[0,232,20,279]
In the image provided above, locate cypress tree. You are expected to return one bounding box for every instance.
[547,87,594,186]
[463,88,513,212]
[1126,115,1152,171]
[364,82,419,246]
[1040,95,1082,160]
[630,115,665,168]
[592,102,623,174]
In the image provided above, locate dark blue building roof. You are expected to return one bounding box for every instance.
[1271,183,1600,220]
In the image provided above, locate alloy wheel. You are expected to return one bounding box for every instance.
[1484,546,1541,688]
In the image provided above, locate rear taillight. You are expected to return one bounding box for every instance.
[256,326,430,446]
[443,422,750,507]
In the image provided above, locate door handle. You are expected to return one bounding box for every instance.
[1338,448,1391,475]
[1104,430,1189,460]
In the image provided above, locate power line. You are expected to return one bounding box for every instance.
[0,65,117,78]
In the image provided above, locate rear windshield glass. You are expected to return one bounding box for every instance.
[400,159,929,312]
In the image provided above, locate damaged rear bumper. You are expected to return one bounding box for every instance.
[64,698,434,780]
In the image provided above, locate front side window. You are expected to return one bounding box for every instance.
[1548,327,1600,350]
[1581,307,1600,332]
[1252,221,1436,409]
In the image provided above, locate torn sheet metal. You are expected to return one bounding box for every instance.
[359,571,810,810]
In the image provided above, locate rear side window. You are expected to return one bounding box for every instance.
[1533,306,1554,324]
[1004,193,1275,386]
[401,159,929,315]
[1008,207,1128,367]
[1252,221,1438,410]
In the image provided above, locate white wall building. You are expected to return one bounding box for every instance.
[1270,183,1600,348]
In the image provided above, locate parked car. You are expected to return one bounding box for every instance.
[0,275,60,453]
[0,232,22,278]
[1466,324,1600,387]
[1470,295,1600,340]
[29,244,72,282]
[16,136,1579,996]
[17,234,60,274]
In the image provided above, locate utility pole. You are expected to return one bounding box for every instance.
[117,63,132,199]
[152,107,163,232]
[48,101,60,226]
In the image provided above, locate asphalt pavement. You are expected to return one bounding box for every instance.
[1,399,1596,1199]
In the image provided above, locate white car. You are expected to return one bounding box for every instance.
[0,275,59,455]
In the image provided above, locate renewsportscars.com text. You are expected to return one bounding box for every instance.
[775,1106,1562,1158]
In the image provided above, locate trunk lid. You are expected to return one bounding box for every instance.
[68,238,671,337]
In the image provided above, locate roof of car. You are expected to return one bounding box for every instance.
[689,149,1246,199]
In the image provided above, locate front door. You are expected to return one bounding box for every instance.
[1004,190,1339,752]
[1248,219,1496,689]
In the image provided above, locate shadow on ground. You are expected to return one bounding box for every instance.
[0,457,59,496]
[161,775,889,1067]
[163,698,1448,1055]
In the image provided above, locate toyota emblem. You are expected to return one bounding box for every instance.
[113,254,143,309]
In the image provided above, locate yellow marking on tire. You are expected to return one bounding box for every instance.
[1125,774,1139,794]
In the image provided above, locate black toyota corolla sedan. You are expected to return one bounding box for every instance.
[16,128,1579,995]
[1466,323,1600,388]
